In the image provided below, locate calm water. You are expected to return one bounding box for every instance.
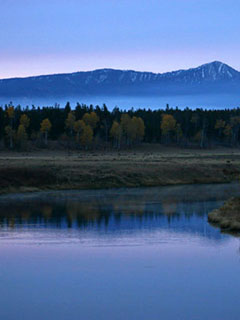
[1,93,240,110]
[0,183,240,320]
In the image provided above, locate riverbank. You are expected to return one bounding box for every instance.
[208,197,240,232]
[0,145,240,195]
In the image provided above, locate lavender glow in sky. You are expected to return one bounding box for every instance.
[0,0,240,78]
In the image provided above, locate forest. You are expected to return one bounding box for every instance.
[1,102,240,150]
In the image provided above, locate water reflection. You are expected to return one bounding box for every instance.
[1,183,240,320]
[0,183,239,243]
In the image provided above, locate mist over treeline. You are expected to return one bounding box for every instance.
[1,101,240,150]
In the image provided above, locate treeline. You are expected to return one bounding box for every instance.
[1,102,240,150]
[0,102,144,150]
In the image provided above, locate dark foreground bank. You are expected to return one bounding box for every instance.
[208,197,240,232]
[0,147,239,195]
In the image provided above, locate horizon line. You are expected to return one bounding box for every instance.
[0,60,237,81]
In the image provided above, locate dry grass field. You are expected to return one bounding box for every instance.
[0,144,240,194]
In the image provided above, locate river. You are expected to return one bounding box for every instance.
[0,183,239,320]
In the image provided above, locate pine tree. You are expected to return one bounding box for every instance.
[5,125,15,149]
[6,106,15,148]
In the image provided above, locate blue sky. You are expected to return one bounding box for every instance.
[0,0,240,78]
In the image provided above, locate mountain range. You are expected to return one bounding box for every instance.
[0,61,239,97]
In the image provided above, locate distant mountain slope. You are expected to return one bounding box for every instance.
[0,61,239,97]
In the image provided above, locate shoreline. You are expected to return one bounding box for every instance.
[0,179,235,197]
[208,197,240,233]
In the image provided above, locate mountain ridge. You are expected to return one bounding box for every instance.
[1,60,239,80]
[0,61,239,97]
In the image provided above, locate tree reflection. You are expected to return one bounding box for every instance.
[0,196,218,229]
[0,183,238,242]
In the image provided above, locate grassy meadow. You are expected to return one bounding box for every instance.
[0,144,239,194]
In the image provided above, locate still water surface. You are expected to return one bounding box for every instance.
[0,183,240,320]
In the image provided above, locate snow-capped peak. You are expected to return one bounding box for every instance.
[193,61,238,80]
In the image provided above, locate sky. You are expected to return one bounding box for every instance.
[0,0,240,78]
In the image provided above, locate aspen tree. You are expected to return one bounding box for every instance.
[40,118,52,145]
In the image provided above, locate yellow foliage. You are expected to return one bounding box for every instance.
[74,120,85,141]
[65,112,76,132]
[6,106,14,119]
[16,124,27,145]
[110,121,122,139]
[161,114,176,135]
[134,117,145,140]
[40,118,52,133]
[74,120,84,133]
[20,114,30,128]
[80,124,93,147]
[82,112,99,129]
[120,114,135,143]
[115,114,145,144]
